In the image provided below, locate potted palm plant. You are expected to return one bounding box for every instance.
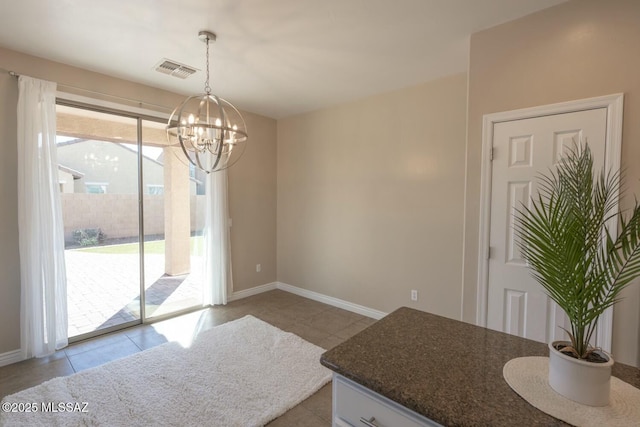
[515,143,640,406]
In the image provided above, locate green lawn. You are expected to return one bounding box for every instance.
[76,236,204,255]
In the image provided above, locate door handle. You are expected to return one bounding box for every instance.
[359,416,380,427]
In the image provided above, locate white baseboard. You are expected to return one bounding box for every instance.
[0,349,23,367]
[227,280,387,320]
[276,282,388,320]
[228,282,277,302]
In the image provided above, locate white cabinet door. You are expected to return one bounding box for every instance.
[487,108,607,345]
[332,374,441,427]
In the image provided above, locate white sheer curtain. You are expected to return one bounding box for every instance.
[203,169,232,305]
[17,75,68,358]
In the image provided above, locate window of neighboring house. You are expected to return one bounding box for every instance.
[85,182,108,194]
[147,184,164,195]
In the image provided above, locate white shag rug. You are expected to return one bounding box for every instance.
[1,315,332,427]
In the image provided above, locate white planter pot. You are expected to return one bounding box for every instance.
[548,341,613,406]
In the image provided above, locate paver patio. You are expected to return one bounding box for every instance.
[65,249,203,337]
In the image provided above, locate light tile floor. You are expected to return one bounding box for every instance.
[0,290,377,426]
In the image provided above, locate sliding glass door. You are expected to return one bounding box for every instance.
[57,103,205,340]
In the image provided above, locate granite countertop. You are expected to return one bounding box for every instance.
[320,307,640,427]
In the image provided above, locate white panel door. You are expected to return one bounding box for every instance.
[487,108,607,344]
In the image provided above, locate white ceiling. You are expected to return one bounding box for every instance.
[0,0,566,119]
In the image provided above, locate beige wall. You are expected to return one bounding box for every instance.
[463,0,640,366]
[278,73,467,319]
[0,73,21,354]
[229,112,278,292]
[0,47,277,354]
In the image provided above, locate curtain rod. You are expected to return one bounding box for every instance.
[1,67,174,112]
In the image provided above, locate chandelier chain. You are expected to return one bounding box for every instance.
[204,36,211,94]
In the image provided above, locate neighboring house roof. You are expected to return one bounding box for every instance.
[56,138,88,147]
[58,164,84,179]
[118,142,164,168]
[58,138,163,165]
[57,139,203,186]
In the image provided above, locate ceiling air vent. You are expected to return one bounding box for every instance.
[154,59,198,79]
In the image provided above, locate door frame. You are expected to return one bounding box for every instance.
[476,93,624,351]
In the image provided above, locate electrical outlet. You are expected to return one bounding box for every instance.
[256,264,261,273]
[411,290,418,301]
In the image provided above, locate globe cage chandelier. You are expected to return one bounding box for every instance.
[167,31,248,174]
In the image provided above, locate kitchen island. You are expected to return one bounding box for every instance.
[320,307,640,426]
